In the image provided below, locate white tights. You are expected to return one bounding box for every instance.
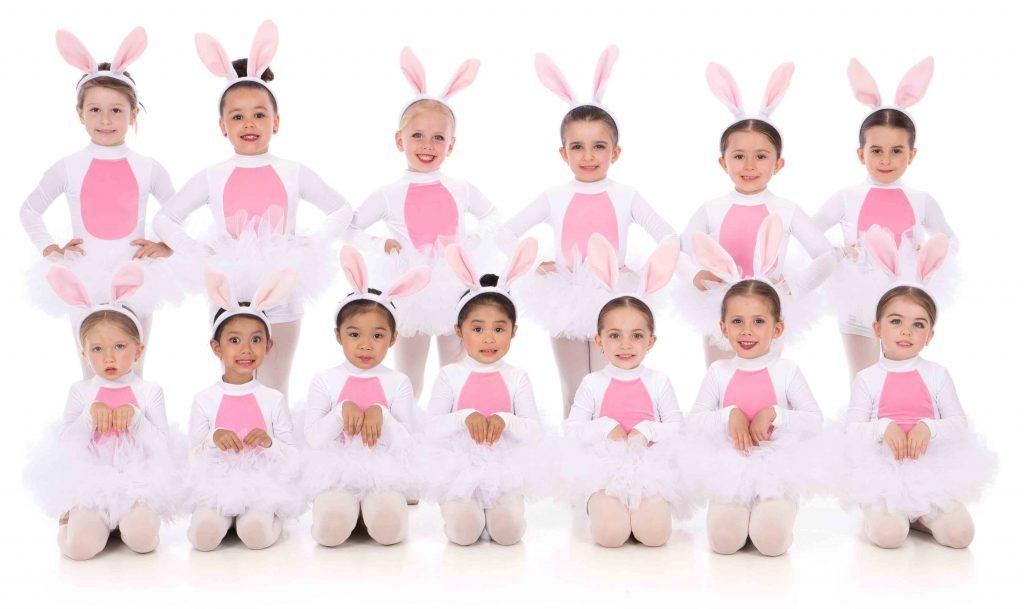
[58,504,160,560]
[551,337,607,418]
[863,503,974,549]
[310,489,408,546]
[188,506,282,551]
[441,494,527,546]
[842,333,880,383]
[394,334,463,398]
[75,314,153,380]
[587,491,672,548]
[706,498,799,557]
[257,320,302,400]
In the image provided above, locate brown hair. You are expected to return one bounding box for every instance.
[79,309,141,346]
[76,62,139,110]
[336,289,397,335]
[560,104,619,146]
[875,286,937,326]
[719,118,782,157]
[457,274,517,327]
[597,296,655,334]
[399,99,456,131]
[219,58,277,114]
[720,280,783,322]
[859,108,916,148]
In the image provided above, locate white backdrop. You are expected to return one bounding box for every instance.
[1,1,1020,607]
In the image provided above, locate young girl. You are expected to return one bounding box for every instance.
[814,57,957,381]
[840,227,994,549]
[299,246,429,547]
[184,267,302,551]
[564,235,686,548]
[347,47,499,399]
[26,264,182,560]
[420,239,546,546]
[21,27,177,378]
[154,21,351,399]
[504,46,677,416]
[678,62,834,367]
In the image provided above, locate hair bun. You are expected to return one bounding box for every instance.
[479,273,500,288]
[231,57,274,82]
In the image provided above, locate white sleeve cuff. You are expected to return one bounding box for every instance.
[922,419,938,439]
[873,418,894,442]
[632,421,655,443]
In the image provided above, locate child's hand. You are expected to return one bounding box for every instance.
[131,239,172,259]
[906,422,931,460]
[484,414,505,445]
[748,406,776,443]
[838,244,860,261]
[384,239,402,254]
[90,402,112,434]
[112,404,135,433]
[626,428,648,446]
[243,428,273,449]
[341,401,364,437]
[537,261,557,275]
[465,412,488,444]
[883,421,908,461]
[361,405,384,448]
[607,425,627,442]
[44,238,85,258]
[213,429,244,452]
[693,270,725,292]
[728,408,754,454]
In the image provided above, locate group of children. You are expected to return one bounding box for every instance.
[20,22,995,561]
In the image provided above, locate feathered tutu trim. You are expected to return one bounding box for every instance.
[298,439,416,502]
[183,447,306,519]
[836,425,996,519]
[24,422,189,528]
[367,246,465,338]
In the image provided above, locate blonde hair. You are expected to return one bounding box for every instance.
[79,310,142,346]
[399,99,456,132]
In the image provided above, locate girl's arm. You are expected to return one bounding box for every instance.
[845,373,890,441]
[633,377,683,443]
[265,396,296,454]
[379,376,415,444]
[19,161,68,254]
[464,182,502,236]
[687,368,732,432]
[498,372,542,442]
[774,367,824,434]
[629,192,678,245]
[344,190,389,251]
[152,171,210,253]
[187,396,217,451]
[496,194,550,255]
[303,373,345,449]
[149,160,177,205]
[924,366,967,439]
[785,208,838,295]
[136,384,170,438]
[423,370,470,438]
[298,164,353,243]
[676,206,711,283]
[564,379,619,442]
[921,193,959,250]
[60,383,95,437]
[812,190,845,234]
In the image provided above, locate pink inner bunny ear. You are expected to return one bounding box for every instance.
[444,244,478,287]
[339,245,368,293]
[384,266,432,300]
[46,265,92,307]
[847,58,882,108]
[586,233,619,291]
[639,242,680,296]
[760,62,794,117]
[195,33,234,78]
[440,58,480,100]
[862,225,900,277]
[692,233,738,281]
[917,233,949,282]
[110,27,147,72]
[110,263,145,303]
[55,30,97,74]
[251,268,297,312]
[204,266,236,310]
[535,53,577,106]
[500,238,539,287]
[706,63,743,118]
[248,20,278,78]
[895,56,934,108]
[592,45,619,104]
[400,47,427,94]
[753,214,784,276]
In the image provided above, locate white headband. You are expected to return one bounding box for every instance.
[706,62,794,137]
[195,20,278,106]
[398,47,480,124]
[445,239,539,326]
[205,266,297,340]
[46,263,147,346]
[56,27,147,94]
[535,45,620,129]
[848,57,934,123]
[335,245,431,325]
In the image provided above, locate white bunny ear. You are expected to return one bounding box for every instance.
[440,58,480,100]
[752,214,784,276]
[895,56,934,109]
[400,47,428,95]
[639,242,680,296]
[195,33,234,78]
[251,268,297,312]
[110,263,145,303]
[863,225,900,278]
[500,238,539,288]
[692,233,739,282]
[46,265,92,308]
[917,233,949,283]
[248,20,278,79]
[592,45,619,104]
[535,53,577,106]
[204,266,237,311]
[587,233,619,291]
[383,266,432,300]
[847,58,882,108]
[760,62,794,118]
[339,245,368,293]
[110,27,147,72]
[444,244,478,287]
[55,30,97,74]
[706,62,743,118]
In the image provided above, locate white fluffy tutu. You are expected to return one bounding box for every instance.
[368,246,466,338]
[24,422,188,528]
[837,426,996,519]
[298,438,416,503]
[184,447,306,519]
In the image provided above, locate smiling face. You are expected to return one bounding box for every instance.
[858,125,916,184]
[396,105,455,173]
[720,294,784,359]
[456,303,516,365]
[210,315,273,383]
[595,306,656,370]
[336,307,396,370]
[77,86,137,147]
[719,130,784,195]
[220,85,279,156]
[873,296,934,360]
[81,320,144,380]
[560,120,620,182]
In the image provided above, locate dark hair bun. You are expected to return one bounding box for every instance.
[479,273,500,288]
[231,58,274,82]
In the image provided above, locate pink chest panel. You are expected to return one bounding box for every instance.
[337,376,388,412]
[80,158,140,240]
[599,378,654,432]
[719,203,769,277]
[404,182,459,253]
[215,394,267,441]
[456,372,511,416]
[561,192,619,264]
[92,386,139,443]
[723,368,777,422]
[878,370,934,432]
[857,188,915,247]
[223,166,289,237]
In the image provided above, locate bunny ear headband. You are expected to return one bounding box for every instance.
[445,238,539,324]
[847,56,934,121]
[691,213,786,295]
[535,45,619,118]
[205,265,296,339]
[862,224,949,296]
[47,263,146,345]
[335,245,432,321]
[706,61,794,134]
[56,27,147,93]
[399,47,480,122]
[587,234,679,308]
[195,20,278,99]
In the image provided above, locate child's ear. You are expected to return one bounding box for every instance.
[774,157,785,174]
[388,332,397,348]
[926,327,934,345]
[719,320,728,337]
[872,321,882,339]
[774,320,785,339]
[594,334,604,350]
[334,327,343,346]
[209,339,221,357]
[647,333,657,349]
[454,325,463,339]
[611,145,621,162]
[266,338,274,353]
[718,156,727,172]
[78,106,86,125]
[856,147,866,165]
[394,130,404,151]
[510,324,518,339]
[135,343,146,361]
[272,113,281,134]
[908,148,917,164]
[447,135,456,155]
[559,147,569,162]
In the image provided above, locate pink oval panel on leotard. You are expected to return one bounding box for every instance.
[719,203,769,277]
[81,158,140,240]
[215,393,267,443]
[598,378,654,433]
[92,385,139,444]
[223,166,289,237]
[338,376,388,412]
[561,192,618,264]
[404,182,459,253]
[723,368,777,423]
[857,188,915,247]
[456,371,511,416]
[877,370,934,433]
